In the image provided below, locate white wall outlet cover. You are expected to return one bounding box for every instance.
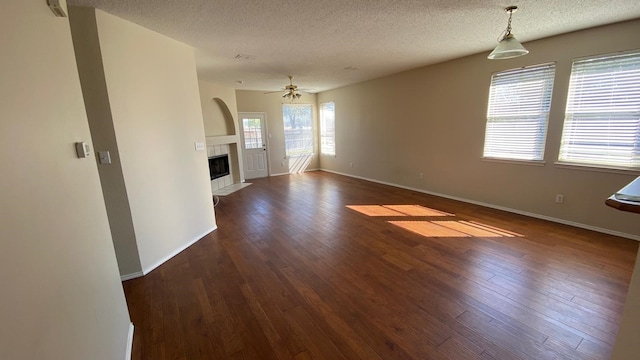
[194,142,205,151]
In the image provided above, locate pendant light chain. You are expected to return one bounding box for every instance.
[488,5,529,60]
[505,9,513,37]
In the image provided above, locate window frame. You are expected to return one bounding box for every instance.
[482,62,557,163]
[282,103,314,158]
[556,50,640,172]
[320,101,336,156]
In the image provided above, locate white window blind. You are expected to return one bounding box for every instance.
[558,51,640,169]
[483,63,556,161]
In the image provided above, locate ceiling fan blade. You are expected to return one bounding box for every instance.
[264,75,308,96]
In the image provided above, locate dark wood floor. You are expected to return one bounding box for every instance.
[124,171,638,360]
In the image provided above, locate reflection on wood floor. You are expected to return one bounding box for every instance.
[124,171,638,360]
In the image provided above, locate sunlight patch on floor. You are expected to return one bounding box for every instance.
[390,221,471,238]
[467,221,523,237]
[433,220,522,237]
[348,204,523,238]
[346,205,407,217]
[346,204,453,217]
[384,205,453,217]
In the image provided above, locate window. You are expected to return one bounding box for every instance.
[483,63,556,161]
[283,104,314,157]
[320,102,335,155]
[558,51,640,170]
[242,118,263,149]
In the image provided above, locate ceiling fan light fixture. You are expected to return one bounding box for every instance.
[268,76,303,102]
[488,6,529,60]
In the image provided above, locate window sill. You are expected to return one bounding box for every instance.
[554,162,640,175]
[482,157,546,167]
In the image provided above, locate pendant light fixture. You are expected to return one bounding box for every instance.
[488,6,529,60]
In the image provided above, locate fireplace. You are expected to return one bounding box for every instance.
[208,154,230,180]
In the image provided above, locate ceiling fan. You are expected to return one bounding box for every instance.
[265,75,303,101]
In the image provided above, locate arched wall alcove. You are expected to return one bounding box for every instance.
[203,97,236,136]
[214,97,236,135]
[198,80,245,189]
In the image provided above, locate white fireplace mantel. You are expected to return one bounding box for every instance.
[206,135,239,146]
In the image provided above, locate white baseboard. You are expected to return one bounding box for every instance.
[321,169,640,241]
[120,271,143,282]
[125,322,134,360]
[269,169,319,178]
[142,225,218,276]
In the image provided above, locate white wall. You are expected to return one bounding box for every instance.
[70,8,217,276]
[236,92,320,175]
[0,1,131,359]
[316,19,640,239]
[612,248,640,359]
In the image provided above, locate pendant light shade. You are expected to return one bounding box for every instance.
[488,33,529,59]
[488,6,529,60]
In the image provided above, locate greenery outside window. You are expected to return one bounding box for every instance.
[283,104,314,157]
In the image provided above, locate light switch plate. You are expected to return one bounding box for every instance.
[98,151,111,164]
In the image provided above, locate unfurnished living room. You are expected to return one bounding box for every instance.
[3,1,640,359]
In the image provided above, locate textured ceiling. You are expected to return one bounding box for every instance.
[67,0,640,93]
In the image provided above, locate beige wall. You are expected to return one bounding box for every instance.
[71,8,217,276]
[236,92,320,175]
[95,8,217,273]
[198,80,246,184]
[69,6,142,277]
[317,19,640,239]
[0,1,131,359]
[199,80,239,137]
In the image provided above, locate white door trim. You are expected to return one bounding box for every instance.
[238,112,270,179]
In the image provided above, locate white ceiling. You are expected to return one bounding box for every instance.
[67,0,640,93]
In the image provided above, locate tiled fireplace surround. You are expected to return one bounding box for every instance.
[206,135,243,193]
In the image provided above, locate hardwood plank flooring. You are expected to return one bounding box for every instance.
[123,171,638,359]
